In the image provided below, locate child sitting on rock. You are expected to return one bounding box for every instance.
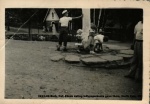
[76,23,97,54]
[77,28,97,54]
[94,29,109,52]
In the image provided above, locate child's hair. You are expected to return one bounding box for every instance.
[77,29,83,34]
[99,28,103,34]
[103,36,109,42]
[89,29,96,37]
[91,23,97,33]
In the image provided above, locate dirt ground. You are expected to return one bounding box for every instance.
[5,39,142,100]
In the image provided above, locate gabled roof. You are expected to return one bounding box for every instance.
[46,8,59,21]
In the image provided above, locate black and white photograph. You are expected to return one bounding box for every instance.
[1,0,150,104]
[5,8,143,100]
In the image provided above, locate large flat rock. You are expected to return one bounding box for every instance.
[117,54,133,58]
[102,45,111,52]
[117,54,133,60]
[100,55,123,68]
[81,57,107,65]
[100,55,123,61]
[65,55,80,63]
[80,55,94,58]
[105,44,129,50]
[51,55,64,62]
[119,50,134,55]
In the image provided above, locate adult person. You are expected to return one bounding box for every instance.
[57,10,83,51]
[124,19,143,82]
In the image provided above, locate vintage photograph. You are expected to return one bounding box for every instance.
[5,8,143,100]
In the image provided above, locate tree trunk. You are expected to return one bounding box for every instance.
[98,9,102,31]
[82,9,91,39]
[82,9,91,49]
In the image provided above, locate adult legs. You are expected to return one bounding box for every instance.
[57,29,64,51]
[63,33,68,47]
[63,28,68,51]
[125,41,138,78]
[135,41,143,81]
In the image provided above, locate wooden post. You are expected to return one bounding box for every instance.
[28,20,32,41]
[93,9,95,25]
[52,23,57,35]
[38,25,39,34]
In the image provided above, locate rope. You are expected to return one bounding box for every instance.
[43,9,50,23]
[3,10,39,49]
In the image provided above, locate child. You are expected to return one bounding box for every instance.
[85,23,98,54]
[76,29,83,43]
[76,23,97,54]
[57,10,83,51]
[77,28,96,54]
[94,34,109,52]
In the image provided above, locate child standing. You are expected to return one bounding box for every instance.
[57,10,83,51]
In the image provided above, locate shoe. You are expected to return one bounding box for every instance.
[90,51,95,54]
[135,79,142,83]
[63,48,67,52]
[124,74,134,79]
[57,45,60,51]
[77,50,81,53]
[57,48,60,51]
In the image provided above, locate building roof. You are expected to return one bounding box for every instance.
[46,9,59,21]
